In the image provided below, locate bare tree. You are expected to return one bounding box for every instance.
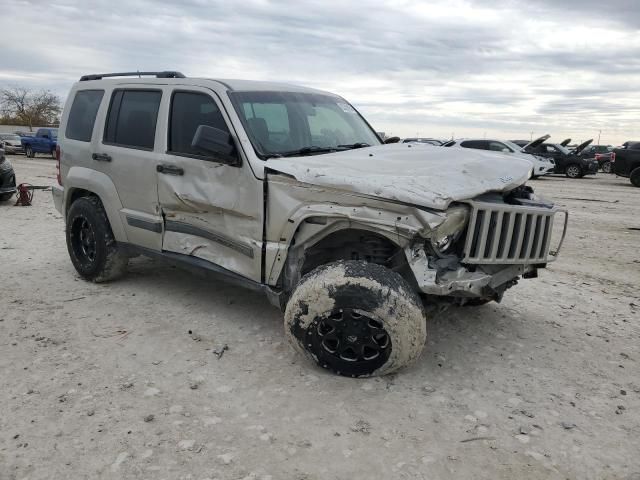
[0,86,62,131]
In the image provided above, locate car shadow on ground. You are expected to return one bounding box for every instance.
[119,255,529,381]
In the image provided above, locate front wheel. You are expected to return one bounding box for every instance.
[602,161,612,173]
[630,167,640,187]
[0,192,14,202]
[565,164,582,178]
[25,145,34,158]
[285,261,427,377]
[66,196,128,282]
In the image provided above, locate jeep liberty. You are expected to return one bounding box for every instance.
[53,71,568,377]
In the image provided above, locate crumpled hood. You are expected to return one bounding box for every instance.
[265,143,532,210]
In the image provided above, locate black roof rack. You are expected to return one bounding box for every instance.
[79,71,186,81]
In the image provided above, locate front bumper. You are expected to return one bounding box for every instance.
[406,201,569,299]
[584,161,599,175]
[3,144,24,154]
[538,164,554,175]
[52,184,64,214]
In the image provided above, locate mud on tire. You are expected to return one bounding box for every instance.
[284,260,427,377]
[66,196,128,282]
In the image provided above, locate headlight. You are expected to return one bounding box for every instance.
[430,206,469,254]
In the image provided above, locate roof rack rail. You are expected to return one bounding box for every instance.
[79,71,186,81]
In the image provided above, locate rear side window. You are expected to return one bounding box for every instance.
[169,92,229,157]
[66,90,104,142]
[104,90,161,149]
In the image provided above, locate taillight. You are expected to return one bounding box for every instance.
[55,144,62,185]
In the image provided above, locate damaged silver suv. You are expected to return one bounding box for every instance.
[53,71,568,377]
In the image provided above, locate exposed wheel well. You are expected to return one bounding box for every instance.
[279,228,417,299]
[66,188,98,214]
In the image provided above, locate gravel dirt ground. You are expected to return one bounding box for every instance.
[1,154,639,480]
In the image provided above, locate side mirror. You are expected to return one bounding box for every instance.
[384,136,401,144]
[191,125,239,165]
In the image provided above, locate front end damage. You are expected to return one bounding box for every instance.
[266,170,567,308]
[406,187,568,304]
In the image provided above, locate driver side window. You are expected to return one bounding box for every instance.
[169,91,230,157]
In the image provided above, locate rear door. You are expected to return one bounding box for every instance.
[155,87,263,282]
[97,88,164,250]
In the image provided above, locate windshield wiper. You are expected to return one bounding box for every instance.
[337,142,370,149]
[278,146,347,157]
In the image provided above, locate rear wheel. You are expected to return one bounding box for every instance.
[630,167,640,187]
[285,261,427,377]
[66,196,128,282]
[565,164,582,178]
[602,161,612,173]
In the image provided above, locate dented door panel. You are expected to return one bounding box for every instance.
[156,86,263,282]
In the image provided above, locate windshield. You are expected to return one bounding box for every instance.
[0,134,20,141]
[229,91,381,158]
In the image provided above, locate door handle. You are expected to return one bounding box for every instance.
[157,164,184,176]
[92,153,112,162]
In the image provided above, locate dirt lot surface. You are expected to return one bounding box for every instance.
[1,154,639,480]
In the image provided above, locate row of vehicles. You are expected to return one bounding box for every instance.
[404,136,635,182]
[0,128,58,158]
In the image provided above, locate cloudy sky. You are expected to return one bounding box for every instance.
[2,0,639,144]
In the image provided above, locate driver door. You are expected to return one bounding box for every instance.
[156,87,263,282]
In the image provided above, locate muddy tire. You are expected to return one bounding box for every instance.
[66,196,128,282]
[565,164,582,178]
[601,161,612,174]
[284,260,427,377]
[630,167,640,187]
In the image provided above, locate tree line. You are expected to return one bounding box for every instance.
[0,86,62,131]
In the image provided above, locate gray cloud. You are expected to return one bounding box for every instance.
[1,0,639,143]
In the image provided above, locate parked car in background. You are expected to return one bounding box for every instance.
[20,128,58,158]
[612,142,640,187]
[444,137,554,178]
[0,133,24,154]
[580,145,614,173]
[402,137,444,146]
[0,146,17,201]
[524,139,599,178]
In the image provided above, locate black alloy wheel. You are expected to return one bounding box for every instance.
[70,216,97,266]
[308,308,391,376]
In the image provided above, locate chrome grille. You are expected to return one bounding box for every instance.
[462,203,559,264]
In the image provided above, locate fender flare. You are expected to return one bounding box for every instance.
[64,166,128,242]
